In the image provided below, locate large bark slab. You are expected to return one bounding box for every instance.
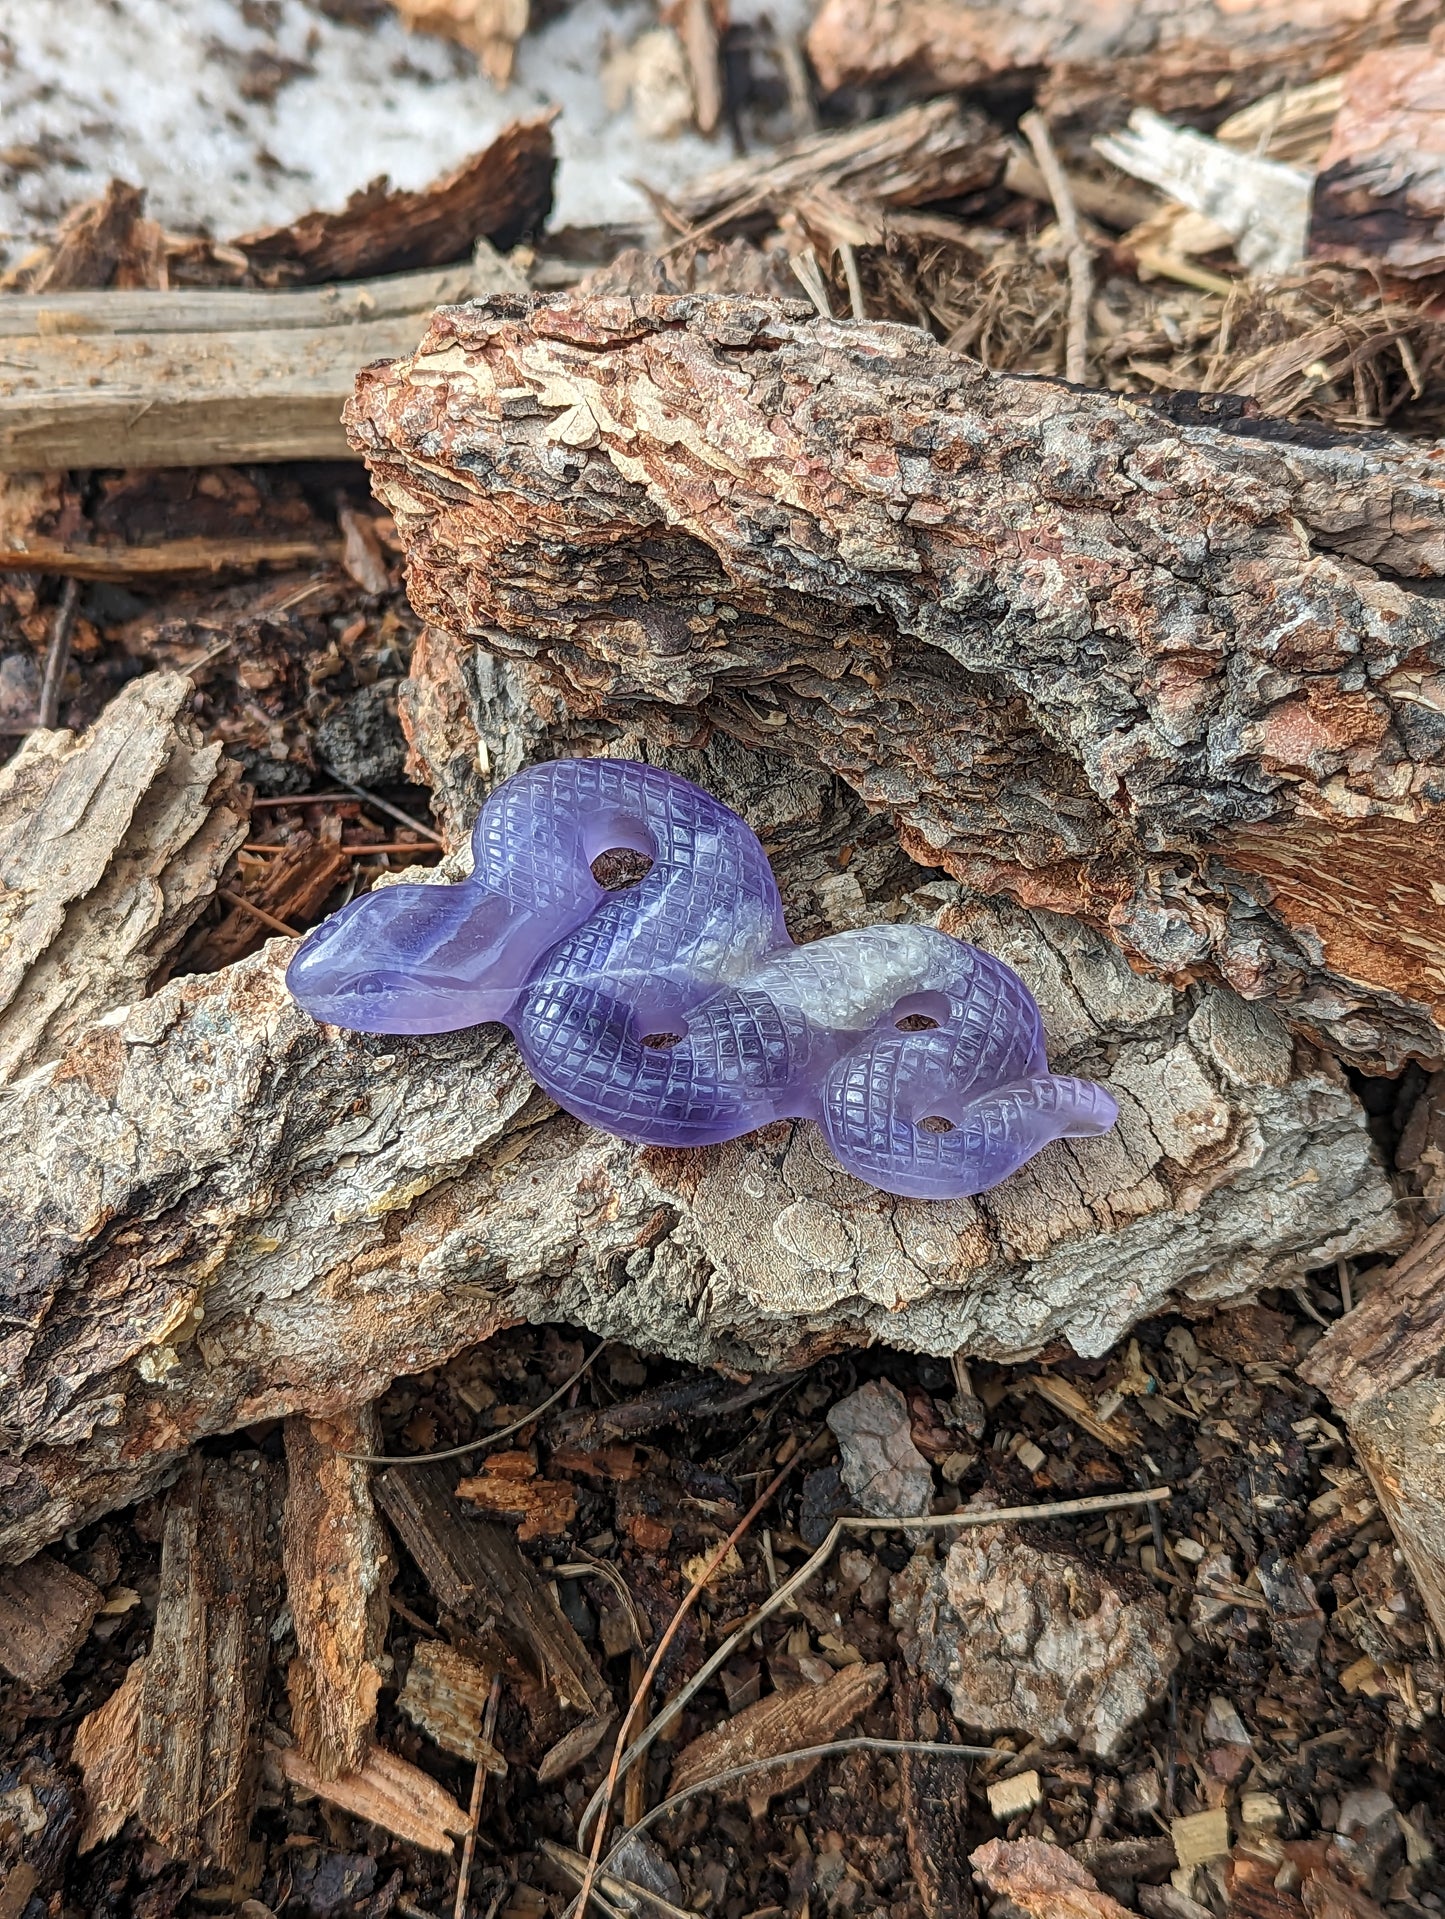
[804,0,1436,127]
[0,718,1403,1562]
[346,293,1445,1070]
[0,670,248,1084]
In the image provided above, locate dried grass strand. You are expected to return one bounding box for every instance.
[341,1341,611,1465]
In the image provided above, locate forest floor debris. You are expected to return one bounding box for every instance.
[5,4,1445,1918]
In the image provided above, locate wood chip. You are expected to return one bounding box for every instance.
[986,1769,1043,1820]
[277,1741,470,1855]
[536,1711,616,1785]
[393,0,531,88]
[71,1658,145,1852]
[668,1662,888,1806]
[0,1553,101,1687]
[1240,1791,1285,1830]
[970,1836,1132,1918]
[397,1640,507,1768]
[1170,1807,1231,1869]
[137,1452,283,1871]
[1030,1375,1135,1453]
[456,1454,578,1541]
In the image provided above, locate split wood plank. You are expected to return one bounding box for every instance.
[375,1463,610,1717]
[283,1408,392,1780]
[1300,1218,1445,1646]
[0,533,345,578]
[137,1452,282,1871]
[0,259,518,471]
[0,1552,101,1687]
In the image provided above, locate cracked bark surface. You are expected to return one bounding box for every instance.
[803,0,1437,128]
[0,716,1403,1563]
[346,294,1445,1071]
[0,670,249,1084]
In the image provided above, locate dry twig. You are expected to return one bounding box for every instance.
[342,1341,610,1465]
[36,579,81,731]
[1019,111,1093,383]
[454,1674,502,1919]
[575,1485,1169,1856]
[572,1456,798,1919]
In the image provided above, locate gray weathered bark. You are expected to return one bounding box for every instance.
[0,670,248,1084]
[0,718,1403,1563]
[345,293,1445,1071]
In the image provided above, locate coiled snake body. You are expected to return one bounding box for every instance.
[287,759,1116,1199]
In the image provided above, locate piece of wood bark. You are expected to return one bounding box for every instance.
[0,260,520,471]
[892,1661,978,1919]
[283,1407,393,1781]
[969,1838,1131,1919]
[804,0,1436,127]
[668,1663,889,1806]
[0,741,1405,1565]
[1299,1218,1445,1646]
[1338,1378,1445,1656]
[396,1639,507,1766]
[23,178,164,295]
[72,1658,146,1852]
[346,292,1445,1072]
[375,1465,609,1716]
[137,1452,282,1871]
[276,1740,470,1854]
[1298,1215,1445,1416]
[666,98,1006,240]
[1310,45,1445,276]
[0,1552,101,1687]
[234,114,553,284]
[0,669,248,1084]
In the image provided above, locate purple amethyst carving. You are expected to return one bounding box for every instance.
[285,759,1117,1199]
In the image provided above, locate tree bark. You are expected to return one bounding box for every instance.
[803,0,1436,129]
[0,704,1404,1563]
[346,293,1445,1071]
[137,1452,281,1872]
[0,669,248,1084]
[283,1408,392,1781]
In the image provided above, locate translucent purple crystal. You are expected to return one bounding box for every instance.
[285,759,1117,1199]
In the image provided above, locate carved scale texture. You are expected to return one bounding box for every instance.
[286,759,1116,1199]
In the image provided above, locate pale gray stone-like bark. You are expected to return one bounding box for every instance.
[0,805,1403,1562]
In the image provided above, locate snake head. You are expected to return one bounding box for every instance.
[285,879,545,1034]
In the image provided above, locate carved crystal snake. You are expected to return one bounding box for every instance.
[286,759,1117,1198]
